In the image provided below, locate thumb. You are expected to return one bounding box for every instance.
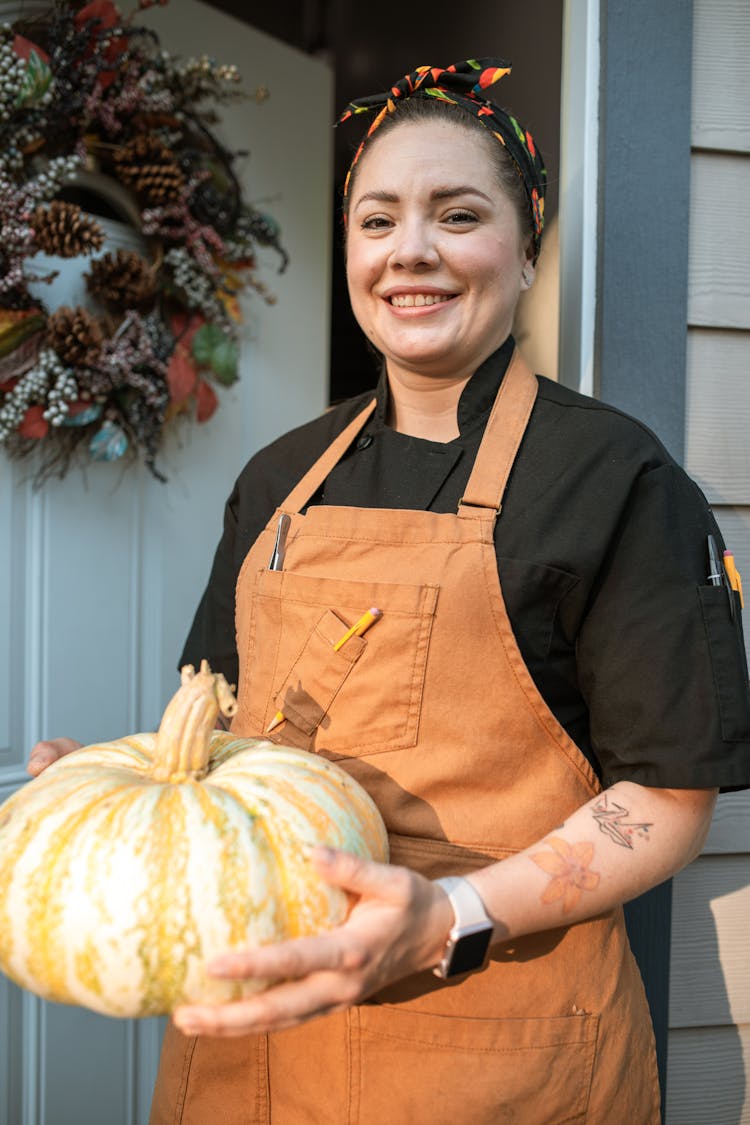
[311,846,402,900]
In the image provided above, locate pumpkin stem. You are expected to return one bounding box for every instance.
[151,660,239,783]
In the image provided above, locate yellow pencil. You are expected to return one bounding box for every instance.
[333,606,382,652]
[266,710,286,733]
[724,551,745,608]
[266,608,383,732]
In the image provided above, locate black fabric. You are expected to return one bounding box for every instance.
[181,340,750,793]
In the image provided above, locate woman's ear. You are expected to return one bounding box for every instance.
[520,241,537,290]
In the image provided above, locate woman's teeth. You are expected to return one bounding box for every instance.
[389,293,454,307]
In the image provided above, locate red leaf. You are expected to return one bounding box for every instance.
[13,35,49,63]
[19,405,49,439]
[196,379,218,423]
[75,0,120,30]
[75,1,126,88]
[167,347,198,404]
[170,312,206,351]
[66,400,92,418]
[0,376,19,394]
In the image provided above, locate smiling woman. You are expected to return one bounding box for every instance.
[28,56,749,1125]
[345,120,533,438]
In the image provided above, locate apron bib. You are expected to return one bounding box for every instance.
[151,352,660,1124]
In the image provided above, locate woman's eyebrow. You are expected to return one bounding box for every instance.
[430,186,493,204]
[353,185,492,210]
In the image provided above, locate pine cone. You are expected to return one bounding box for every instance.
[31,202,105,258]
[113,136,185,205]
[85,249,157,312]
[46,306,104,366]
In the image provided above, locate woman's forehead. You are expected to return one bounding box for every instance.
[352,119,500,194]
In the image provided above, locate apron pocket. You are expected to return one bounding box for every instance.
[241,569,438,755]
[274,608,366,736]
[349,1004,599,1125]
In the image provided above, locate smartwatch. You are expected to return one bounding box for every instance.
[432,876,494,979]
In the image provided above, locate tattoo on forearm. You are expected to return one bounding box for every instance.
[530,837,600,913]
[591,794,653,849]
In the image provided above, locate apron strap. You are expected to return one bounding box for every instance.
[458,349,538,519]
[281,397,377,513]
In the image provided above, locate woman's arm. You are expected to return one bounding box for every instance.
[171,780,716,1038]
[468,780,715,938]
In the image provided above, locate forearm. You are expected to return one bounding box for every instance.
[467,781,717,945]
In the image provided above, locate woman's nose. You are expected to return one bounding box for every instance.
[388,219,440,270]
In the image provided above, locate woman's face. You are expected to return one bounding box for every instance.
[346,119,534,385]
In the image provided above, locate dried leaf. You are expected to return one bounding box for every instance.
[191,323,224,367]
[15,49,53,108]
[12,35,49,64]
[19,405,49,439]
[0,312,46,359]
[196,379,218,423]
[210,336,239,386]
[167,347,198,404]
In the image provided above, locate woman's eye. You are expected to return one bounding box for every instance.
[361,215,393,231]
[444,209,478,225]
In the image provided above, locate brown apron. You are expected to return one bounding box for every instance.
[151,352,660,1124]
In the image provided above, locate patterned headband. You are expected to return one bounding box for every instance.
[337,58,546,255]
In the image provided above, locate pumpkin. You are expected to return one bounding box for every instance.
[0,661,388,1018]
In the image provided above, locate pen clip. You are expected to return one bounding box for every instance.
[269,513,291,571]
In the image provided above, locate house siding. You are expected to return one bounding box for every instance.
[669,0,750,1120]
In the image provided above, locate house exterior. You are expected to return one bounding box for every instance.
[0,1,747,1122]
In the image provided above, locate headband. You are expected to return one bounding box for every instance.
[337,58,546,255]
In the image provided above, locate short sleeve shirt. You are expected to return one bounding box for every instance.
[181,340,750,793]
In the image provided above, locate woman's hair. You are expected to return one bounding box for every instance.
[342,96,535,251]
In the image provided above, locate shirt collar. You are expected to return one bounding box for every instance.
[373,336,516,437]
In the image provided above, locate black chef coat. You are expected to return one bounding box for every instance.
[181,338,750,793]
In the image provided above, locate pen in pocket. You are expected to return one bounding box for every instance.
[266,607,383,733]
[269,514,291,571]
[707,534,723,586]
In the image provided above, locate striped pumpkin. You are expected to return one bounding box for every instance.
[0,661,388,1018]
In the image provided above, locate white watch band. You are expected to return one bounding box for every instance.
[434,876,490,930]
[432,876,493,979]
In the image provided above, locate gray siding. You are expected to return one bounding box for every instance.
[671,0,750,1120]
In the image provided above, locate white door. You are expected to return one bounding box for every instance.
[0,3,333,1121]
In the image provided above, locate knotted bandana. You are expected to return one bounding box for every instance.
[337,58,546,255]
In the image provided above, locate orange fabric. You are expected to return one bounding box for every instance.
[151,351,660,1123]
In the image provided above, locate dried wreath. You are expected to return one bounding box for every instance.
[0,0,287,483]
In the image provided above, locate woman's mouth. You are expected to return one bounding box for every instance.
[389,293,456,308]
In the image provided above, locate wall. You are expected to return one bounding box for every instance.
[0,4,333,1122]
[668,2,750,1122]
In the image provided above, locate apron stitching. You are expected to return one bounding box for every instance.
[173,1033,197,1124]
[478,531,601,797]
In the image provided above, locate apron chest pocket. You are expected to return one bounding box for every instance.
[241,569,439,756]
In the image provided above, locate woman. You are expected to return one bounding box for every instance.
[30,61,749,1123]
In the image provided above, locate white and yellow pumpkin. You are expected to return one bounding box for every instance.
[0,661,388,1018]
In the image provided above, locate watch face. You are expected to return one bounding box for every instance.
[448,927,493,977]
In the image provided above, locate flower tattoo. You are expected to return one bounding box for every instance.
[530,837,600,913]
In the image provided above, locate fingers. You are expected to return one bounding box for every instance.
[311,846,411,902]
[27,738,82,777]
[209,932,368,985]
[174,970,358,1039]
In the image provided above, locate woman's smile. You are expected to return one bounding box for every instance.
[384,288,458,312]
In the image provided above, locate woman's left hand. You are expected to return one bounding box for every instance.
[172,847,453,1038]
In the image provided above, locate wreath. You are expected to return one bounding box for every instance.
[0,0,287,484]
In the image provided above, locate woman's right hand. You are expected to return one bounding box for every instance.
[27,738,82,777]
